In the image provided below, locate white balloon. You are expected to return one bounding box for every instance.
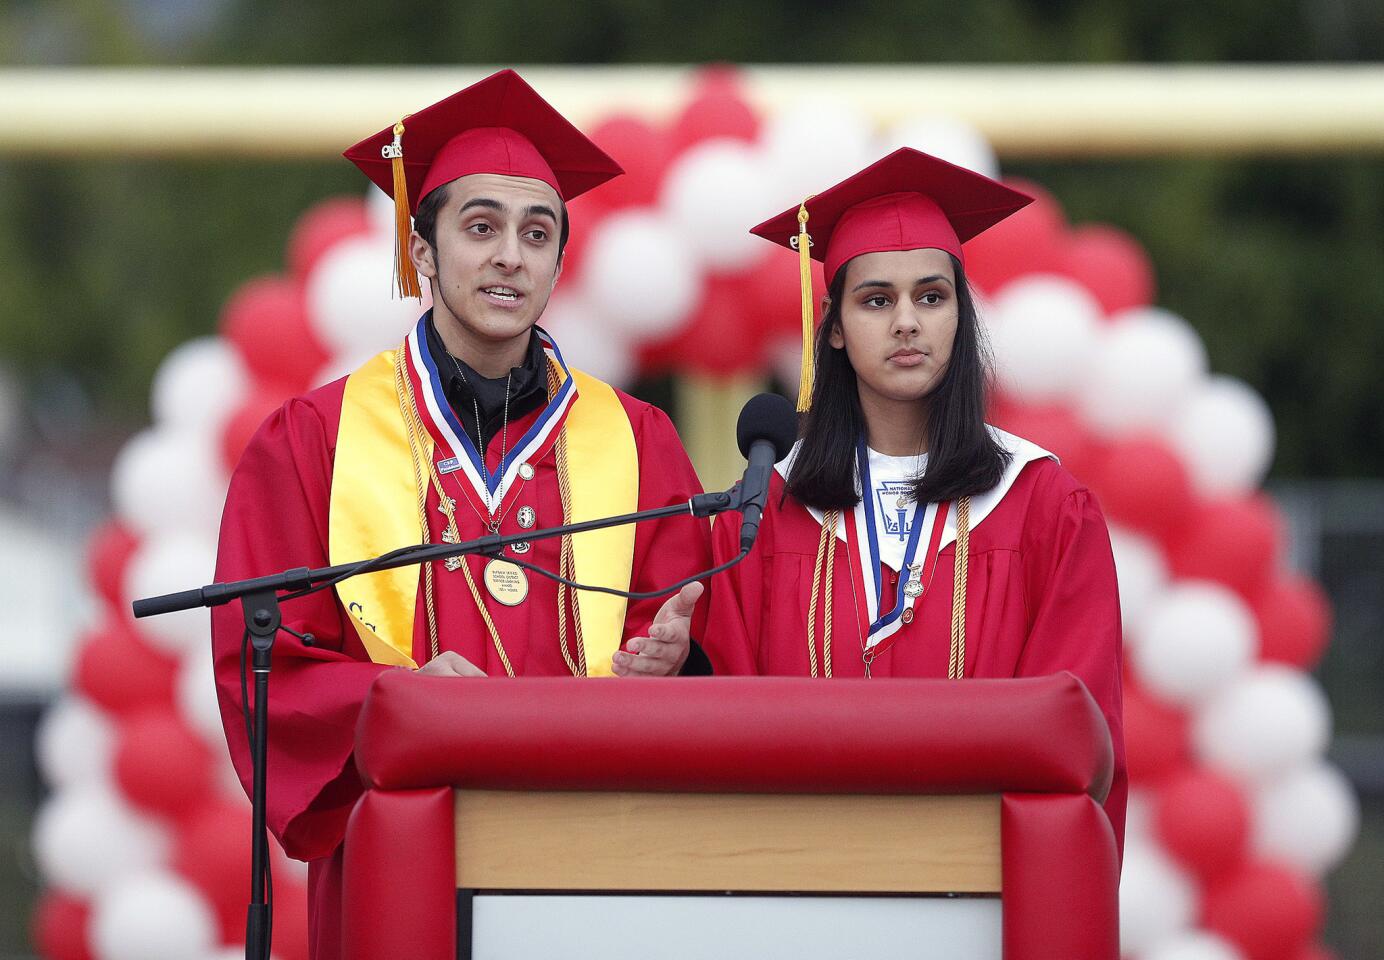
[31,786,170,895]
[1253,761,1359,875]
[110,429,226,539]
[150,336,249,434]
[110,427,228,539]
[580,211,701,341]
[1079,308,1208,437]
[660,137,771,269]
[310,349,375,391]
[1166,375,1276,497]
[876,115,1000,178]
[306,234,427,357]
[1195,664,1332,783]
[365,184,399,241]
[1118,841,1198,957]
[758,98,874,210]
[538,295,635,388]
[123,532,218,655]
[1124,787,1156,846]
[1107,525,1170,639]
[1131,581,1257,705]
[90,870,217,960]
[989,275,1102,402]
[177,642,227,749]
[1142,931,1247,960]
[35,695,114,790]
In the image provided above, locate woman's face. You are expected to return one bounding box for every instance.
[829,247,959,407]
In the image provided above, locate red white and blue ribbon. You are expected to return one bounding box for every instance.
[847,437,951,650]
[402,315,576,520]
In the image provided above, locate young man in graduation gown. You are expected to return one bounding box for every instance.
[211,70,713,959]
[701,148,1126,851]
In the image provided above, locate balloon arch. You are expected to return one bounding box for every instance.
[31,69,1354,960]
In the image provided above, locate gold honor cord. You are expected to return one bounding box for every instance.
[811,496,972,679]
[392,352,443,662]
[806,509,839,678]
[947,496,971,680]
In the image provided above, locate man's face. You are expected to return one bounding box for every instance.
[410,173,564,346]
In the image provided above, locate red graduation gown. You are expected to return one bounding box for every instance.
[703,456,1126,851]
[211,376,710,960]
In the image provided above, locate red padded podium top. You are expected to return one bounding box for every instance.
[354,672,1113,800]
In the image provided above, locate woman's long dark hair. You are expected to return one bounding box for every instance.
[786,253,1011,511]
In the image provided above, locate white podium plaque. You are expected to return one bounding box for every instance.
[469,894,1001,960]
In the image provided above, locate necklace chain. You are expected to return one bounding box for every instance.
[451,355,511,530]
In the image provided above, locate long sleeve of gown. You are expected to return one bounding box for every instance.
[618,401,714,644]
[702,506,762,675]
[1016,482,1127,855]
[211,393,392,862]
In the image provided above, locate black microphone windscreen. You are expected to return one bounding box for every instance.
[736,393,798,461]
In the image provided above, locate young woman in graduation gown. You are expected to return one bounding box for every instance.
[701,148,1126,849]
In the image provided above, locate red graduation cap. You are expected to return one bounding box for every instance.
[343,69,623,298]
[748,147,1033,410]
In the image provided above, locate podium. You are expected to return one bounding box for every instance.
[342,671,1119,960]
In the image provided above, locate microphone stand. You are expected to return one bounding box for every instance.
[131,485,745,960]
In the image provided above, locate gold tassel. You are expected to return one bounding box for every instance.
[794,199,815,413]
[385,119,422,300]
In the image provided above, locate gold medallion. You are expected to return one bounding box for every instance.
[483,558,529,606]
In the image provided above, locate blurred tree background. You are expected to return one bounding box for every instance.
[1,0,1383,478]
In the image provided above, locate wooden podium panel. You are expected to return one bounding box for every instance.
[455,789,1002,893]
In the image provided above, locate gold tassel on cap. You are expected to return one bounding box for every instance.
[383,119,422,300]
[792,198,815,413]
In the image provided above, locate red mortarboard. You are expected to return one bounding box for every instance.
[748,147,1032,410]
[343,69,624,297]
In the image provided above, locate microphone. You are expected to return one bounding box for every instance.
[735,393,798,553]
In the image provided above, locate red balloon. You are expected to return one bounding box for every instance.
[588,115,672,210]
[1154,767,1251,880]
[287,197,373,280]
[963,178,1067,294]
[1169,494,1280,601]
[175,800,253,941]
[113,709,215,819]
[987,398,1099,482]
[1122,674,1190,786]
[1252,572,1332,669]
[678,272,769,378]
[1060,224,1155,316]
[1202,861,1324,960]
[72,620,179,717]
[557,192,609,282]
[85,520,139,613]
[669,66,760,151]
[741,247,827,343]
[272,877,311,960]
[221,391,289,473]
[30,891,93,960]
[220,276,328,393]
[1085,435,1195,543]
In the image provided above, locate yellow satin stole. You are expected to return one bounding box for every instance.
[328,348,638,674]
